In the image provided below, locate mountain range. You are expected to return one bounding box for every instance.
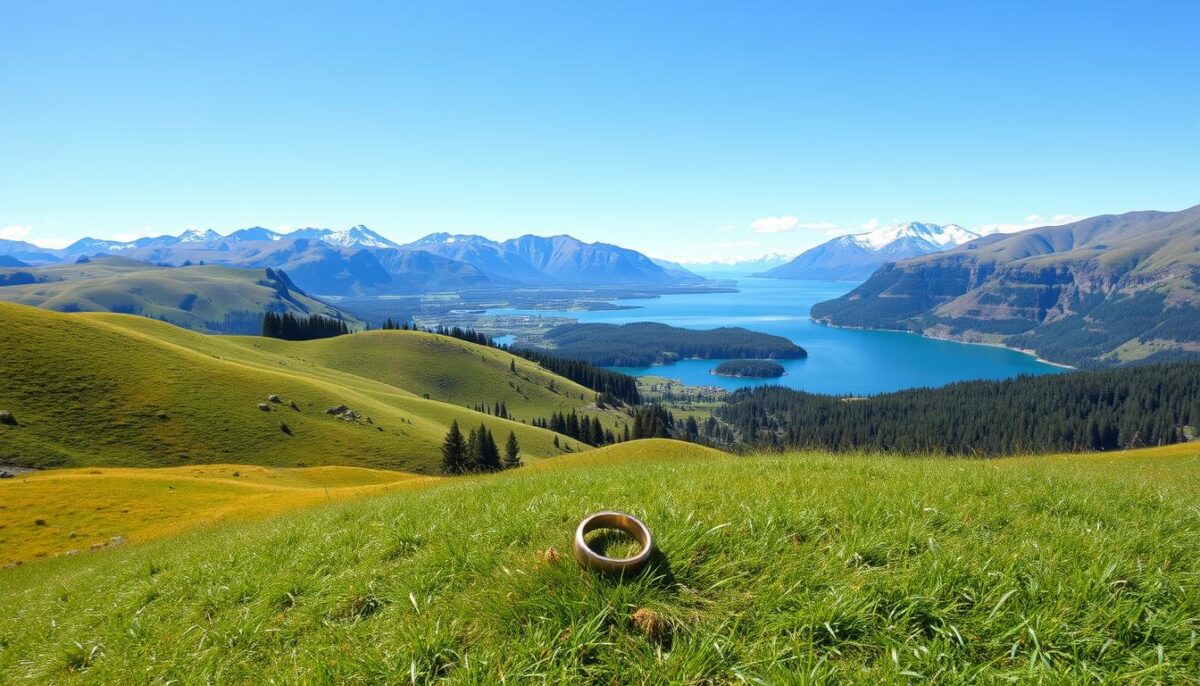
[670,253,799,275]
[810,205,1200,367]
[0,227,704,296]
[758,222,981,280]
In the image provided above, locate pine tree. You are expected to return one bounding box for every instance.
[465,427,480,471]
[503,431,522,469]
[477,424,502,471]
[441,421,468,474]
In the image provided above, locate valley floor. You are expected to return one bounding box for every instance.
[1,440,1198,683]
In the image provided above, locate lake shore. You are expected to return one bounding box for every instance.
[810,318,1078,370]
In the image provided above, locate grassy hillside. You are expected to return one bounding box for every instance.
[247,329,630,431]
[0,464,429,565]
[0,302,601,471]
[1,440,1196,683]
[0,257,361,333]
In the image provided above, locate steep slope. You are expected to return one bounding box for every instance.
[760,222,978,280]
[649,258,705,282]
[0,257,359,333]
[810,205,1200,366]
[0,303,597,471]
[2,442,1196,682]
[400,233,548,283]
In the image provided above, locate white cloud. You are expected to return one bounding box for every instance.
[749,216,839,234]
[0,224,33,241]
[750,215,800,234]
[859,218,881,232]
[977,213,1084,236]
[0,225,75,249]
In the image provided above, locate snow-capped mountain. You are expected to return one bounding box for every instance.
[759,221,980,281]
[676,252,800,274]
[847,222,977,251]
[54,225,400,258]
[178,228,221,243]
[294,225,399,249]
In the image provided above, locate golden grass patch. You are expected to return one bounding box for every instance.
[0,464,432,565]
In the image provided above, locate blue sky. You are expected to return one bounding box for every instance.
[2,1,1197,262]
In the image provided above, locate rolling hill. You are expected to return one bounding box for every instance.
[811,205,1200,366]
[0,302,622,471]
[1,440,1196,682]
[759,222,979,281]
[0,257,360,333]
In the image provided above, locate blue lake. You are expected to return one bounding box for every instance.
[488,277,1066,396]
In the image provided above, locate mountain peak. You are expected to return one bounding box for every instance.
[178,228,221,243]
[409,232,495,246]
[294,225,399,249]
[760,220,976,280]
[851,222,979,251]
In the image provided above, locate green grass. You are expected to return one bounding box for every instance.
[247,328,630,431]
[0,302,607,471]
[1,439,1196,683]
[0,257,363,332]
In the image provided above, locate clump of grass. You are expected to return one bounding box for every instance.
[0,440,1197,683]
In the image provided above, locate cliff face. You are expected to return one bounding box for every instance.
[810,205,1200,367]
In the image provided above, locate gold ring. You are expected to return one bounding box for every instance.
[572,511,654,574]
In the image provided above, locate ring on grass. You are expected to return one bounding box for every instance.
[573,511,654,574]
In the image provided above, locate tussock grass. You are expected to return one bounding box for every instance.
[1,440,1197,683]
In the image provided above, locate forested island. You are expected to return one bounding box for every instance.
[529,322,807,366]
[712,360,785,378]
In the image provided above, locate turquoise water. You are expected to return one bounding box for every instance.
[489,277,1065,395]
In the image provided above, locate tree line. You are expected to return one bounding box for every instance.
[714,362,1200,455]
[441,421,522,474]
[261,312,350,341]
[509,348,641,405]
[531,410,614,446]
